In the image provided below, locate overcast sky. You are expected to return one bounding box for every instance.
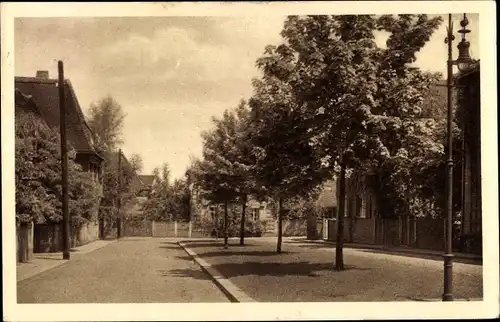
[14,14,479,180]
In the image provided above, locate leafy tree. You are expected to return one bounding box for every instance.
[87,95,126,153]
[253,14,444,267]
[167,178,191,221]
[15,110,100,228]
[249,47,330,253]
[87,96,146,235]
[191,101,262,247]
[141,163,174,221]
[129,153,144,174]
[98,150,141,236]
[15,112,60,224]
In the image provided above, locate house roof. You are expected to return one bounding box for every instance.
[15,88,48,124]
[14,76,102,159]
[139,175,155,187]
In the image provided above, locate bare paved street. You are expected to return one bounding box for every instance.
[181,237,483,302]
[17,238,229,303]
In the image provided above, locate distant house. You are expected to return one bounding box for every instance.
[15,71,104,181]
[137,175,156,198]
[104,150,144,215]
[315,179,338,217]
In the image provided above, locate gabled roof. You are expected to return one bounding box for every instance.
[15,88,48,125]
[14,76,101,159]
[139,175,155,187]
[104,150,144,195]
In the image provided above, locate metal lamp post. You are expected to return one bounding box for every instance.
[443,13,474,302]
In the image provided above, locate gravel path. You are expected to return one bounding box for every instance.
[180,237,482,302]
[17,237,229,303]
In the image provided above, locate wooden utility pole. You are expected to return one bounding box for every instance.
[117,149,122,239]
[58,61,71,260]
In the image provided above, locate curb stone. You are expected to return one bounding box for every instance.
[178,242,257,303]
[410,297,483,301]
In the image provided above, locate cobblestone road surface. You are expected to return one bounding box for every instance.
[17,238,229,303]
[181,237,482,302]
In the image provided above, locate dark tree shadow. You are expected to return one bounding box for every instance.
[157,268,212,280]
[118,238,151,242]
[357,249,482,265]
[180,242,261,249]
[158,244,181,250]
[284,241,334,248]
[283,239,482,265]
[173,250,294,261]
[211,261,371,278]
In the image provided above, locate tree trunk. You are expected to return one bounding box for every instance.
[224,200,229,249]
[335,162,346,270]
[240,194,247,246]
[277,197,283,253]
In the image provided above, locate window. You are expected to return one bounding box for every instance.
[251,209,260,221]
[356,196,364,218]
[366,195,372,219]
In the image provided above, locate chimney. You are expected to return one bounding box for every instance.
[36,70,49,79]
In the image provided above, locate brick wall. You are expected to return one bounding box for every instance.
[72,222,99,246]
[34,221,100,253]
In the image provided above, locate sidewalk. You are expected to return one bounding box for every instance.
[17,239,116,282]
[289,237,482,264]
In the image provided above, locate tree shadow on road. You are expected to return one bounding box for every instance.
[157,268,212,280]
[357,249,482,265]
[283,240,482,265]
[283,240,333,248]
[210,261,371,278]
[155,261,368,281]
[173,250,294,261]
[158,243,181,250]
[179,242,261,249]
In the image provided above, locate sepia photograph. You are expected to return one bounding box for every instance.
[2,1,498,321]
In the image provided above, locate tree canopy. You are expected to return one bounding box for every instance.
[15,111,100,227]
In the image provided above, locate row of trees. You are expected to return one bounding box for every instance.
[189,14,452,270]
